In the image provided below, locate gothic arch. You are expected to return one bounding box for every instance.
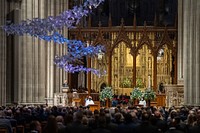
[136,29,153,53]
[136,41,153,55]
[158,29,174,50]
[111,23,132,53]
[111,39,132,54]
[93,30,107,46]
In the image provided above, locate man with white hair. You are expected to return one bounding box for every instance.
[85,96,94,106]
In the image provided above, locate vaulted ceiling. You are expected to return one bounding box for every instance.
[70,0,177,27]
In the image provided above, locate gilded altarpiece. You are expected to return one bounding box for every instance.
[69,21,177,94]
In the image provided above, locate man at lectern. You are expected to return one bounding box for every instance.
[85,96,94,106]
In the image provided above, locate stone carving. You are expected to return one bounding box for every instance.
[165,85,184,108]
[54,93,68,106]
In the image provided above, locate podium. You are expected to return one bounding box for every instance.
[89,104,99,112]
[89,101,100,112]
[72,98,81,106]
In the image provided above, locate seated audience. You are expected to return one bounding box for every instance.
[43,115,58,133]
[30,120,41,133]
[188,114,200,133]
[56,115,65,130]
[0,111,13,133]
[2,101,200,133]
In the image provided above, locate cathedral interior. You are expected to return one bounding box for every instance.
[0,0,199,107]
[68,0,177,92]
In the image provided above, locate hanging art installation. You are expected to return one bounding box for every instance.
[2,0,106,76]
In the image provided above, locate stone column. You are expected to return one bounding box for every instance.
[5,0,22,105]
[0,0,7,106]
[17,0,69,105]
[54,0,61,93]
[54,0,68,94]
[1,0,69,105]
[26,0,34,103]
[177,0,184,85]
[21,0,27,103]
[38,0,46,103]
[180,0,200,105]
[194,0,200,105]
[13,9,21,103]
[62,0,69,90]
[46,0,55,106]
[32,0,39,103]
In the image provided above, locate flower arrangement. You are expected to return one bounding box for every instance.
[120,77,132,88]
[143,88,156,100]
[130,87,143,100]
[99,86,114,101]
[136,78,144,88]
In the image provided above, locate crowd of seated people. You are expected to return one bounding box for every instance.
[112,94,130,107]
[1,104,200,133]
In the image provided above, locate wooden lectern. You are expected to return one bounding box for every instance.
[73,98,81,106]
[89,104,99,112]
[89,101,100,112]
